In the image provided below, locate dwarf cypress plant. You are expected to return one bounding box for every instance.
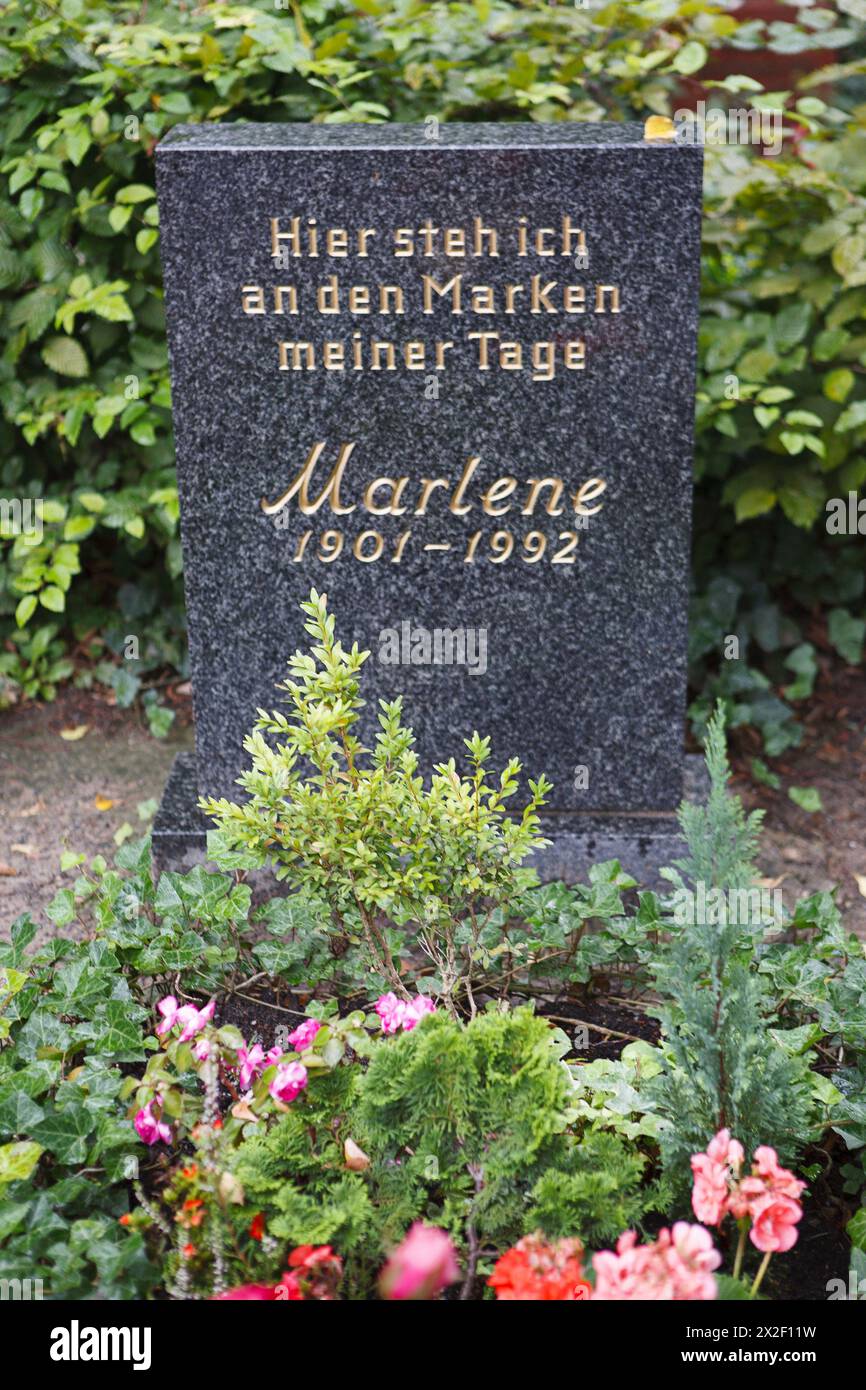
[652,706,815,1178]
[224,1007,656,1299]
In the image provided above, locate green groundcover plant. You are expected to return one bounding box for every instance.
[1,0,865,756]
[1,592,865,1300]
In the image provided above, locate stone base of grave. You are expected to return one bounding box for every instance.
[152,750,709,891]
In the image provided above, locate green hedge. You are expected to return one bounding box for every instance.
[1,0,865,750]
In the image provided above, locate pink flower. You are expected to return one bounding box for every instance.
[592,1224,720,1301]
[374,992,436,1034]
[752,1146,806,1202]
[707,1128,745,1172]
[402,996,436,1032]
[690,1133,806,1258]
[175,998,215,1042]
[690,1153,729,1227]
[749,1195,803,1253]
[269,1062,308,1106]
[156,995,180,1036]
[668,1222,722,1300]
[237,1043,266,1089]
[134,1101,172,1146]
[287,1018,322,1052]
[379,1223,460,1301]
[689,1129,748,1226]
[236,1042,284,1087]
[193,1038,212,1062]
[375,992,406,1034]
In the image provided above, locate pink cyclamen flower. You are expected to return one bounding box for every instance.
[237,1043,266,1089]
[374,993,436,1034]
[269,1062,308,1106]
[134,1101,172,1146]
[379,1223,460,1301]
[175,998,216,1043]
[749,1195,803,1253]
[287,1018,322,1052]
[237,1042,284,1088]
[193,1038,212,1062]
[592,1224,720,1301]
[156,995,180,1036]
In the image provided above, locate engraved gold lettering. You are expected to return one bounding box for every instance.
[573,477,607,515]
[481,477,517,516]
[260,441,356,517]
[522,478,564,516]
[363,477,410,515]
[241,285,265,315]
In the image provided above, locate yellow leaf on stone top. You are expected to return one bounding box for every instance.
[60,725,89,741]
[644,116,676,141]
[94,795,115,811]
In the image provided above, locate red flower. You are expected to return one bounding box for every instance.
[118,1213,131,1227]
[284,1246,343,1300]
[182,1243,196,1259]
[489,1234,589,1301]
[249,1212,266,1241]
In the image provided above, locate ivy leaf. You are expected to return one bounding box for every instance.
[827,608,866,665]
[32,1104,93,1165]
[0,1089,45,1132]
[0,1140,42,1189]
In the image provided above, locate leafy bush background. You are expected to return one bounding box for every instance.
[1,0,865,749]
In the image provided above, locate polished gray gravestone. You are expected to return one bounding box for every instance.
[153,122,704,882]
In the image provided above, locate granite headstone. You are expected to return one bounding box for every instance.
[153,122,704,881]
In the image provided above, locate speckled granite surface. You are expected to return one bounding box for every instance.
[155,122,703,868]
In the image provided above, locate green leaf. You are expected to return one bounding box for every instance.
[788,786,823,813]
[848,1208,866,1252]
[15,594,37,627]
[32,1105,93,1164]
[833,234,866,284]
[64,515,95,541]
[673,41,707,75]
[39,585,66,613]
[41,335,89,378]
[108,205,133,233]
[824,369,855,403]
[835,401,866,433]
[135,228,158,255]
[78,492,106,513]
[116,184,156,205]
[827,608,865,665]
[735,487,776,521]
[0,1141,42,1190]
